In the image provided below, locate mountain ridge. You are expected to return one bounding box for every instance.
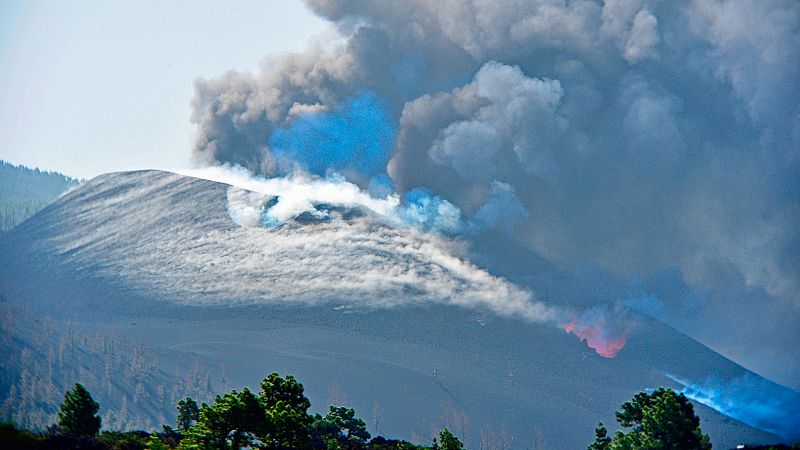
[0,160,80,232]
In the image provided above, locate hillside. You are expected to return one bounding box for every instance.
[0,170,796,449]
[0,161,80,231]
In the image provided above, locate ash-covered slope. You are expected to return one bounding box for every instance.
[8,170,535,313]
[0,170,795,448]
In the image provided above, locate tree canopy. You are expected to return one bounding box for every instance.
[173,372,432,449]
[2,374,753,450]
[259,372,311,417]
[310,405,371,447]
[178,375,314,450]
[58,383,102,437]
[433,428,463,450]
[177,398,200,432]
[589,388,712,450]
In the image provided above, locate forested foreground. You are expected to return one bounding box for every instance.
[0,160,80,232]
[2,373,796,450]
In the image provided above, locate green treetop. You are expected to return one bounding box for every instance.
[589,388,712,450]
[259,372,311,417]
[58,383,101,437]
[177,397,200,431]
[178,373,315,450]
[433,428,464,450]
[146,433,170,450]
[310,405,371,446]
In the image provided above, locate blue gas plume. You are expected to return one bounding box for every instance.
[667,373,800,440]
[269,92,395,178]
[398,187,464,234]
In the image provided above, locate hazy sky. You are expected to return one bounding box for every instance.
[0,0,327,179]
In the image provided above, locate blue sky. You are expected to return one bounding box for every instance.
[0,0,326,178]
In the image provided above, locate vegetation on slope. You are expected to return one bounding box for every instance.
[1,374,458,449]
[589,388,711,450]
[0,160,80,231]
[0,298,223,431]
[3,371,793,449]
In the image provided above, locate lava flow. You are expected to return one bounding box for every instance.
[563,309,630,358]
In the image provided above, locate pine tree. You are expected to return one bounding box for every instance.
[145,433,169,450]
[589,388,712,450]
[588,423,612,450]
[58,383,101,436]
[177,397,200,431]
[434,428,464,450]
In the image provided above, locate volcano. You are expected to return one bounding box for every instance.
[0,170,796,449]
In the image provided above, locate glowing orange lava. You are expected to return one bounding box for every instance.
[564,319,628,358]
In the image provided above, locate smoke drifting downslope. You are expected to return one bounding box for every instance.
[37,170,601,338]
[184,166,633,357]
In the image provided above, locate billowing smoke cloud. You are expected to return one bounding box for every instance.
[422,62,566,181]
[189,0,800,382]
[668,373,800,440]
[191,0,798,300]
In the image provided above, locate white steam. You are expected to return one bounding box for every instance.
[183,165,490,234]
[226,187,272,227]
[184,164,401,220]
